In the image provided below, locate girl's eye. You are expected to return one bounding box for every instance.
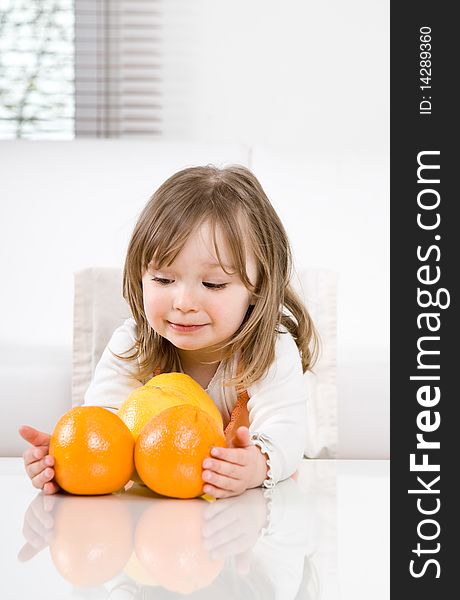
[203,282,227,290]
[151,278,226,289]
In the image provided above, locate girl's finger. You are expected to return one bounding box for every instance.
[31,467,55,490]
[210,446,247,466]
[23,445,47,467]
[18,426,51,447]
[228,426,251,448]
[202,470,239,493]
[43,481,60,495]
[203,457,241,479]
[26,456,54,479]
[202,484,238,499]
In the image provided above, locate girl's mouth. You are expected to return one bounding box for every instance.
[168,322,207,333]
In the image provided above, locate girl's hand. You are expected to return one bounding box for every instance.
[202,426,268,498]
[19,425,60,495]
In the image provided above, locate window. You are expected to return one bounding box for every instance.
[0,0,74,139]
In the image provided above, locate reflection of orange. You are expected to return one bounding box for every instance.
[135,499,224,594]
[123,551,159,587]
[49,406,134,495]
[50,496,132,587]
[135,404,226,499]
[118,372,223,441]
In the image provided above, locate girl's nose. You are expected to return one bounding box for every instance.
[172,285,200,312]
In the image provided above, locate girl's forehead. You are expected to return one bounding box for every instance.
[172,222,235,267]
[195,220,233,256]
[147,218,255,275]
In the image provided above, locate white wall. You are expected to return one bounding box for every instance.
[161,0,389,153]
[0,0,389,458]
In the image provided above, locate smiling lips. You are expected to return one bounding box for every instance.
[168,322,207,333]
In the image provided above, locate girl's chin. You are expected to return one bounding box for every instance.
[165,334,207,349]
[167,337,224,357]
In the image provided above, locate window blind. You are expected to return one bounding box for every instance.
[75,0,162,137]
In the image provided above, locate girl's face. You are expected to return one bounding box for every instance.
[142,220,257,363]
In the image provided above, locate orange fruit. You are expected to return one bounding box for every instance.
[50,495,132,587]
[118,372,223,441]
[135,404,226,499]
[134,499,224,594]
[50,406,134,495]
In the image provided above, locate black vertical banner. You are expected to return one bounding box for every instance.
[391,2,458,596]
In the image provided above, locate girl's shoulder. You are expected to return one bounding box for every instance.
[246,325,304,399]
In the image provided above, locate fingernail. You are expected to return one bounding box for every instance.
[211,448,219,457]
[45,456,53,466]
[203,460,212,469]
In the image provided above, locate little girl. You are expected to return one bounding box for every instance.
[20,165,318,498]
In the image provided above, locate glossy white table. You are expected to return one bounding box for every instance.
[0,458,389,600]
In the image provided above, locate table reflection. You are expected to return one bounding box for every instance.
[18,473,328,599]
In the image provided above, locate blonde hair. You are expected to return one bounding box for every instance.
[119,164,319,392]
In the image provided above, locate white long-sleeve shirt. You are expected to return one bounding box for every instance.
[84,318,307,485]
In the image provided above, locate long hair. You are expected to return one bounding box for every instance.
[118,164,319,392]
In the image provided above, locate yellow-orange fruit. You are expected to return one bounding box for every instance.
[135,404,226,499]
[49,406,134,495]
[118,372,223,441]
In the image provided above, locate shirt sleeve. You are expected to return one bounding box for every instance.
[247,329,307,485]
[83,318,144,411]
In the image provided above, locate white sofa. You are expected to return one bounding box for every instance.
[0,140,389,458]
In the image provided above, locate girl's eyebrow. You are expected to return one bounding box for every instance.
[147,261,235,272]
[204,261,235,270]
